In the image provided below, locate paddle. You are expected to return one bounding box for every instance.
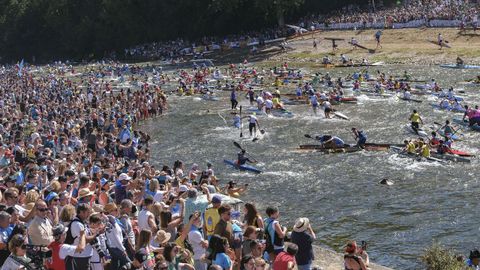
[233,141,258,162]
[239,106,243,138]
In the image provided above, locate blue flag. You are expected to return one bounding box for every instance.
[17,59,24,77]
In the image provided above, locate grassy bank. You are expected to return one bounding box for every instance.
[264,28,480,66]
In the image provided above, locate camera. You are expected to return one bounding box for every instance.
[25,244,52,270]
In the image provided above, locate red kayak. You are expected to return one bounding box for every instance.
[447,149,475,157]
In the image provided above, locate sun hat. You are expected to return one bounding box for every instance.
[293,217,310,232]
[77,188,94,199]
[211,195,222,204]
[118,173,131,181]
[103,203,118,214]
[154,230,172,245]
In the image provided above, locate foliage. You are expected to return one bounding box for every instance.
[421,242,465,270]
[0,0,369,62]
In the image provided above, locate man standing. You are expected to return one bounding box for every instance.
[28,200,54,246]
[64,203,94,270]
[183,186,211,226]
[204,196,222,239]
[291,218,316,270]
[188,212,209,270]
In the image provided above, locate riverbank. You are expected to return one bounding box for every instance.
[249,27,480,67]
[312,245,393,270]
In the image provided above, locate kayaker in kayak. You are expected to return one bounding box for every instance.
[403,89,412,100]
[403,140,417,154]
[409,110,424,135]
[436,140,451,155]
[315,135,345,148]
[418,140,431,158]
[463,105,480,126]
[351,128,367,148]
[439,99,450,109]
[429,132,441,147]
[403,71,411,81]
[236,149,256,165]
[441,120,457,140]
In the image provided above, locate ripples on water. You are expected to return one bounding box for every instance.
[141,65,480,269]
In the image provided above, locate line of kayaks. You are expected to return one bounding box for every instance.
[297,144,473,163]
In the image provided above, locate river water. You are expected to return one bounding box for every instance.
[140,65,480,269]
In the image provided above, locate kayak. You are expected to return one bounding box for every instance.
[299,143,404,149]
[430,103,465,113]
[399,96,422,103]
[432,93,464,101]
[452,118,480,131]
[390,146,446,163]
[430,152,471,163]
[333,111,349,120]
[202,95,220,101]
[223,159,262,174]
[440,64,480,69]
[436,129,461,141]
[404,124,428,137]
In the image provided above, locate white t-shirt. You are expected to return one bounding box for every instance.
[59,244,78,260]
[138,209,154,231]
[188,229,206,260]
[70,221,93,257]
[249,115,258,124]
[153,191,165,202]
[265,100,273,109]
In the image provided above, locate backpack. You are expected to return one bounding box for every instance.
[64,218,83,245]
[264,220,275,254]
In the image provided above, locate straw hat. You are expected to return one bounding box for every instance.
[103,203,118,214]
[154,230,171,245]
[77,188,94,199]
[293,217,310,233]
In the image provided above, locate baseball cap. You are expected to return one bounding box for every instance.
[212,196,222,204]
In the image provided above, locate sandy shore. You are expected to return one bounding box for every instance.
[263,27,480,66]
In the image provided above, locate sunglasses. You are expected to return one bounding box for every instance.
[37,208,49,212]
[52,198,59,201]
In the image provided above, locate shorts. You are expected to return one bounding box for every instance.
[324,107,332,113]
[411,122,419,129]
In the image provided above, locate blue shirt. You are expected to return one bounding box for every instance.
[213,253,231,270]
[0,226,13,244]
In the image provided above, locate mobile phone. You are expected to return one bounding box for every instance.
[361,241,367,251]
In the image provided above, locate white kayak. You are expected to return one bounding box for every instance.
[404,124,428,137]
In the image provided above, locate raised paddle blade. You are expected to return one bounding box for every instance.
[240,106,243,138]
[233,141,244,151]
[304,134,313,139]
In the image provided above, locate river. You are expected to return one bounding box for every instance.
[140,65,480,269]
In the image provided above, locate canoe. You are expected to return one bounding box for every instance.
[390,146,446,163]
[440,64,480,69]
[202,95,220,101]
[452,118,480,131]
[399,97,422,103]
[404,124,428,137]
[223,159,262,174]
[430,103,465,113]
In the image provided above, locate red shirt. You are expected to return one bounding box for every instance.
[273,251,296,270]
[47,241,65,270]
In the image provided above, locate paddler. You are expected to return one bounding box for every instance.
[463,105,480,126]
[409,109,424,134]
[403,89,412,100]
[295,84,303,99]
[439,99,450,109]
[403,140,417,154]
[272,95,284,110]
[437,33,444,49]
[441,120,457,140]
[436,140,450,154]
[243,113,260,137]
[351,128,367,148]
[403,70,411,81]
[429,131,441,147]
[247,87,255,105]
[315,135,345,149]
[418,140,431,158]
[236,149,256,165]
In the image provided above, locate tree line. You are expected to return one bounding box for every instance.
[0,0,392,62]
